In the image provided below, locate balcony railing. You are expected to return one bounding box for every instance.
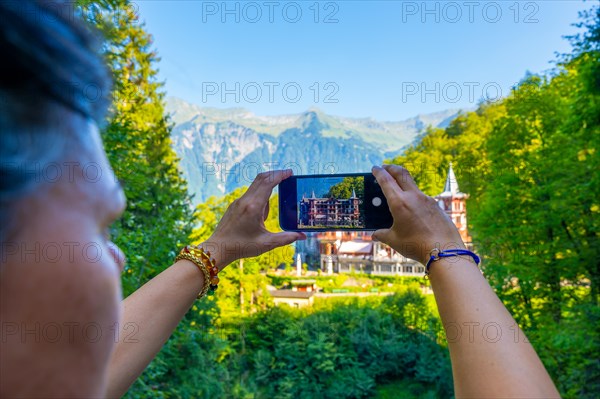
[320,254,425,276]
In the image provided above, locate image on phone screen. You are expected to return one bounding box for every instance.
[279,173,392,231]
[297,176,365,229]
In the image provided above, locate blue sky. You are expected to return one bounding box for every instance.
[136,0,593,121]
[297,176,349,202]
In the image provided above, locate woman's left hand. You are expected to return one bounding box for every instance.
[202,169,306,270]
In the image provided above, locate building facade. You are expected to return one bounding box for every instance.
[299,189,362,228]
[317,231,425,276]
[269,280,317,308]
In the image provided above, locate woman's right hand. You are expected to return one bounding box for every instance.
[203,169,306,270]
[371,165,465,265]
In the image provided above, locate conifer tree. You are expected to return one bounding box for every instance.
[77,0,193,295]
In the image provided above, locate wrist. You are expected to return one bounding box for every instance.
[426,252,481,282]
[420,238,466,265]
[424,248,480,277]
[198,238,232,271]
[174,247,212,298]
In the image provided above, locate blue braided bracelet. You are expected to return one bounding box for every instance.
[425,248,480,276]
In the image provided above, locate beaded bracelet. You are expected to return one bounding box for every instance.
[424,248,481,277]
[175,245,210,299]
[195,247,220,293]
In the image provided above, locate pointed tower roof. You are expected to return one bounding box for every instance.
[311,190,316,199]
[444,162,459,194]
[438,162,466,198]
[351,188,357,198]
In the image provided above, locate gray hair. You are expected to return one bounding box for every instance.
[0,0,112,233]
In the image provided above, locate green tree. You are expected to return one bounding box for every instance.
[240,292,452,399]
[77,2,222,397]
[327,176,365,199]
[386,6,600,396]
[78,0,193,296]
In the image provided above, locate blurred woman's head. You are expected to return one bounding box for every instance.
[1,1,127,396]
[0,0,112,212]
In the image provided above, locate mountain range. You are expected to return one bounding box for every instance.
[166,97,464,205]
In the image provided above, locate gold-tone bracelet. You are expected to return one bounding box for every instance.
[175,247,211,299]
[195,247,220,293]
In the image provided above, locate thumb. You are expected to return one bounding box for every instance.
[372,228,392,244]
[267,231,307,249]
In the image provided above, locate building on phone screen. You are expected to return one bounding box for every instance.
[298,188,363,228]
[297,164,471,276]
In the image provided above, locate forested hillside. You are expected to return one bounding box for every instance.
[167,98,462,204]
[390,6,600,395]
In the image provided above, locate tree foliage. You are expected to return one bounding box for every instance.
[77,0,193,296]
[327,177,365,199]
[228,293,452,399]
[390,5,600,397]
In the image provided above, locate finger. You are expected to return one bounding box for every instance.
[382,164,419,192]
[246,169,293,204]
[372,228,392,244]
[372,166,403,202]
[265,231,307,250]
[263,200,270,222]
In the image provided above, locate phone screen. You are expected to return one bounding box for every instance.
[297,175,366,229]
[279,173,392,231]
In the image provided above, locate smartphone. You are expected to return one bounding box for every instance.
[278,173,393,231]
